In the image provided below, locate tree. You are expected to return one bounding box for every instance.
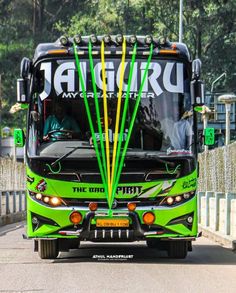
[0,0,235,129]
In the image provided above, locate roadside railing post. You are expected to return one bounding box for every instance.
[225,193,236,235]
[24,191,27,210]
[5,191,10,214]
[197,191,205,224]
[215,192,225,231]
[19,191,22,212]
[0,191,2,216]
[206,191,214,227]
[13,191,16,213]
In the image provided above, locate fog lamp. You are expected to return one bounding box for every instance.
[143,212,155,225]
[104,34,111,44]
[145,35,153,45]
[70,211,82,225]
[74,34,82,45]
[159,36,166,45]
[60,35,69,46]
[187,216,193,224]
[32,217,39,225]
[90,34,98,44]
[116,34,123,44]
[89,202,98,211]
[127,202,136,211]
[129,35,137,44]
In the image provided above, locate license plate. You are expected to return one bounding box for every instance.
[96,218,129,227]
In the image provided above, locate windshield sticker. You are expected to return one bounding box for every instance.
[39,60,184,100]
[36,179,47,192]
[182,178,197,189]
[27,175,35,184]
[72,186,142,195]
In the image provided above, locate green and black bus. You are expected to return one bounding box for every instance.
[15,34,207,259]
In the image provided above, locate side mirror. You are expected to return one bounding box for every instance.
[191,59,204,105]
[14,129,25,147]
[17,78,30,103]
[191,79,204,105]
[20,57,32,79]
[192,59,201,79]
[204,127,215,146]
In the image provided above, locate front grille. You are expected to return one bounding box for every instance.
[89,228,135,241]
[62,197,163,208]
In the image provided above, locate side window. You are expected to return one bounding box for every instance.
[28,97,40,155]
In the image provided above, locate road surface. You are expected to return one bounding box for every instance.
[0,221,236,293]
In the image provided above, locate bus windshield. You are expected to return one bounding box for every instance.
[28,58,193,157]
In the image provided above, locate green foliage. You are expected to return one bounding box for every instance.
[0,0,235,129]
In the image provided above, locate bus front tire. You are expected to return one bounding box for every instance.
[167,241,188,259]
[146,239,167,250]
[38,239,59,259]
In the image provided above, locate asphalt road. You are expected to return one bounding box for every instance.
[0,222,236,293]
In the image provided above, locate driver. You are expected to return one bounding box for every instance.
[43,103,80,140]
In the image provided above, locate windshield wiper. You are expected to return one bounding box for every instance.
[50,145,93,168]
[125,151,175,167]
[144,153,175,167]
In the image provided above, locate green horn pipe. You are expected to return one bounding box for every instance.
[73,42,109,200]
[111,43,137,205]
[112,44,154,201]
[88,41,108,183]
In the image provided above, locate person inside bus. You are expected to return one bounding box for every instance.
[171,109,193,150]
[43,102,81,141]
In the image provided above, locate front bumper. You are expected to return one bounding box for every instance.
[26,193,198,241]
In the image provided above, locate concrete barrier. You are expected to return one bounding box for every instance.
[198,191,236,250]
[0,190,26,226]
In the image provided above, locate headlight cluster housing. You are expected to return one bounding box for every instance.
[29,191,65,207]
[160,191,195,207]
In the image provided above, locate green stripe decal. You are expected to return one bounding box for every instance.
[73,42,109,200]
[88,41,107,183]
[112,44,154,201]
[74,42,153,210]
[111,44,137,204]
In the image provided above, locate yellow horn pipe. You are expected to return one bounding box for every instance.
[111,38,126,189]
[101,41,112,201]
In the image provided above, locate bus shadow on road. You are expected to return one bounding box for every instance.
[53,242,236,265]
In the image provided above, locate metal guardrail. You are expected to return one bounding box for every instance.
[0,190,26,226]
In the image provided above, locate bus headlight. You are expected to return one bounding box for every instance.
[35,193,42,200]
[50,197,62,206]
[29,191,65,207]
[160,192,194,207]
[166,197,174,205]
[43,196,50,203]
